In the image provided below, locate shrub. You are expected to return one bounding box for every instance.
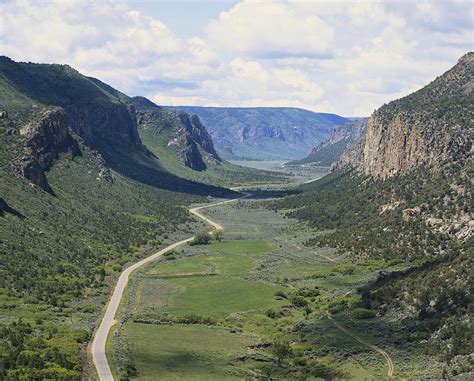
[275,290,287,299]
[189,231,211,246]
[351,308,376,319]
[266,309,277,319]
[290,296,308,308]
[272,339,292,366]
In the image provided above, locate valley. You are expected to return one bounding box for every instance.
[108,185,449,380]
[0,22,471,381]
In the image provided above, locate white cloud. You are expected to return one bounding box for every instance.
[0,0,472,116]
[206,0,335,58]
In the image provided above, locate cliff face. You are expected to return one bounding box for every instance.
[135,99,221,171]
[18,108,79,191]
[359,110,471,178]
[339,52,473,178]
[65,103,142,150]
[294,118,367,165]
[0,56,146,190]
[179,113,220,165]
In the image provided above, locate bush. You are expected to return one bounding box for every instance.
[266,309,277,319]
[272,339,292,366]
[351,307,376,319]
[189,231,211,246]
[212,229,224,242]
[290,296,308,308]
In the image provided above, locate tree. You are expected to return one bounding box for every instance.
[189,231,211,246]
[212,229,224,242]
[272,339,292,367]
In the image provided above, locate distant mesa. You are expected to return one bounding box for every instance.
[167,106,350,161]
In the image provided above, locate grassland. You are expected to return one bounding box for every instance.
[107,194,451,380]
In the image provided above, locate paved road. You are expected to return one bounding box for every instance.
[91,193,248,380]
[327,313,395,378]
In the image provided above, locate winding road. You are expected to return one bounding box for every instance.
[91,186,394,380]
[90,192,249,380]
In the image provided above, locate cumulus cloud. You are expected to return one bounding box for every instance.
[0,0,471,115]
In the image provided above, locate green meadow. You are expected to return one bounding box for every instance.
[110,200,445,380]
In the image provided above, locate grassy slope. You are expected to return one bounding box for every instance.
[272,166,472,373]
[292,140,347,166]
[0,57,235,378]
[0,135,203,378]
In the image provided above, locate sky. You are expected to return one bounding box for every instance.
[0,0,472,116]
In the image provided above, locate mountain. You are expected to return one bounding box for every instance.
[0,57,248,379]
[290,118,367,166]
[134,97,221,171]
[273,52,473,376]
[339,52,473,178]
[167,106,349,161]
[133,98,286,186]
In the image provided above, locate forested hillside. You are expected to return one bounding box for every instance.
[134,98,287,187]
[273,53,473,377]
[0,56,238,379]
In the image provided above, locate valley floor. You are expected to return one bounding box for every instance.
[106,188,449,380]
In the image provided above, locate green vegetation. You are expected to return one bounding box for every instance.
[122,324,254,380]
[113,201,431,380]
[351,308,376,320]
[0,320,83,379]
[291,118,367,166]
[189,231,211,246]
[137,109,287,188]
[0,56,238,377]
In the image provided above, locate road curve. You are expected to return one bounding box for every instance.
[91,192,248,380]
[327,313,395,378]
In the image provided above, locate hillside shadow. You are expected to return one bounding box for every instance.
[0,198,25,219]
[99,145,237,198]
[245,189,301,200]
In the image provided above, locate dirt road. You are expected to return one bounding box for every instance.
[91,193,248,380]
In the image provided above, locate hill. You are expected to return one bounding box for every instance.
[290,118,368,166]
[0,56,242,379]
[167,106,349,161]
[273,53,473,377]
[133,98,287,186]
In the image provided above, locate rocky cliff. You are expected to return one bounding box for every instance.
[18,108,79,191]
[293,118,367,165]
[339,52,473,178]
[0,56,145,190]
[135,98,221,171]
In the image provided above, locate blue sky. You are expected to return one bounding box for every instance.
[127,1,239,38]
[0,0,472,115]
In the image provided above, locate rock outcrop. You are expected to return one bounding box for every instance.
[65,103,142,150]
[178,113,221,165]
[135,99,221,171]
[0,56,151,191]
[19,108,79,191]
[338,52,473,178]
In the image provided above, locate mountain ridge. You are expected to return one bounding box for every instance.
[290,118,368,166]
[167,105,350,161]
[338,51,473,178]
